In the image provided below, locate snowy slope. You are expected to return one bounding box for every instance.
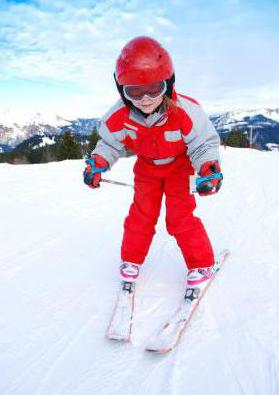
[0,148,279,395]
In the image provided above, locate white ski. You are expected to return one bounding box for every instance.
[145,249,230,353]
[106,281,136,342]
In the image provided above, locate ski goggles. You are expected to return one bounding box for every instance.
[123,80,167,102]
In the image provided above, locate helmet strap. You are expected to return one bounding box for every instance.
[165,73,175,99]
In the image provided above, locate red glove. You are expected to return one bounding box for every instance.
[198,160,222,196]
[83,155,109,188]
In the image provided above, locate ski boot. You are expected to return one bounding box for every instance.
[120,262,140,282]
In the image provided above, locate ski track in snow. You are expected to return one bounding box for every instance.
[0,148,279,395]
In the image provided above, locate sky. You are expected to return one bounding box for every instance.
[0,0,278,123]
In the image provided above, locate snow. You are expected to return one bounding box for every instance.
[34,136,56,149]
[210,107,279,123]
[0,147,279,395]
[266,143,279,152]
[0,108,71,129]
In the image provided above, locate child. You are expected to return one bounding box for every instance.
[84,36,222,289]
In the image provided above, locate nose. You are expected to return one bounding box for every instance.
[139,95,155,103]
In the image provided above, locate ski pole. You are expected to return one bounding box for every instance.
[101,178,134,188]
[101,174,223,192]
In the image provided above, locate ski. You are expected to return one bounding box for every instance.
[106,281,136,342]
[145,249,230,353]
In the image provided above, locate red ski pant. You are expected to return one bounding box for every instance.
[121,156,214,270]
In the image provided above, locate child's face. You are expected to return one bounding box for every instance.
[131,95,164,114]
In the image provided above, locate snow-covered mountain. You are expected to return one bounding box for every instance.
[211,108,279,128]
[0,113,100,152]
[210,108,279,149]
[0,148,278,394]
[1,107,279,153]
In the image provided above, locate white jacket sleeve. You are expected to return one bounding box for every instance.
[91,101,128,168]
[91,120,127,168]
[178,97,220,173]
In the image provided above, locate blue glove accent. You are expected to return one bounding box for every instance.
[195,173,223,189]
[83,157,108,185]
[85,158,108,174]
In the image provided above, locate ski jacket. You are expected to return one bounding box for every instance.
[92,90,220,173]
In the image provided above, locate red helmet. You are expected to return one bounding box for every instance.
[115,36,174,85]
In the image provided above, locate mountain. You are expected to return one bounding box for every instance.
[0,143,11,153]
[210,108,279,150]
[0,148,278,394]
[12,134,57,152]
[0,113,100,152]
[0,108,279,153]
[12,131,91,153]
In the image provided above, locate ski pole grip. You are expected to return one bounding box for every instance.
[195,172,223,189]
[83,157,108,185]
[85,157,108,174]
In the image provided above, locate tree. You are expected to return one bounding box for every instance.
[27,148,43,164]
[57,131,82,160]
[226,129,249,148]
[86,127,100,156]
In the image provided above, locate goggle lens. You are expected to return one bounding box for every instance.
[123,81,167,101]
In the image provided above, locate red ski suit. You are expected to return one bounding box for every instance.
[93,91,220,269]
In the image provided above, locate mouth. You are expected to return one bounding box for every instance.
[139,103,154,108]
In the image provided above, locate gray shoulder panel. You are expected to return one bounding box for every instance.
[177,95,220,172]
[91,100,127,168]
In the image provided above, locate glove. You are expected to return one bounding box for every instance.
[197,160,223,196]
[83,155,109,188]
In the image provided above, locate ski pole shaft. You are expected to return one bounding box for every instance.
[101,178,201,192]
[101,178,134,188]
[101,176,221,192]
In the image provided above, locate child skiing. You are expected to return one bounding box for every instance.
[84,36,226,350]
[84,36,223,289]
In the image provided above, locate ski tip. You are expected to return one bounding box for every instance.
[106,333,131,342]
[145,347,173,354]
[215,248,231,262]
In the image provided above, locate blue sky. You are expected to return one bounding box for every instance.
[0,0,278,122]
